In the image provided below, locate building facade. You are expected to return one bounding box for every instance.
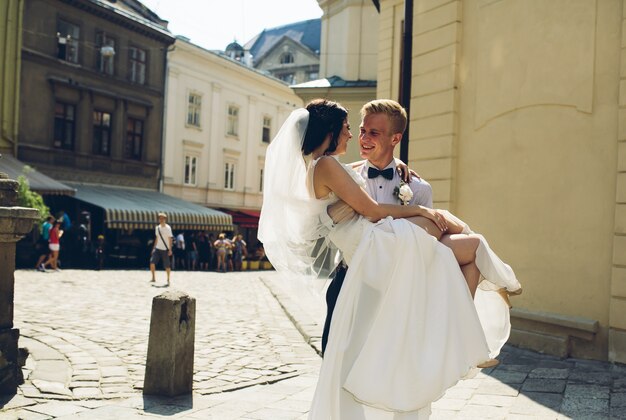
[0,0,24,155]
[245,19,321,85]
[293,0,379,163]
[19,0,174,189]
[162,37,302,238]
[377,0,625,362]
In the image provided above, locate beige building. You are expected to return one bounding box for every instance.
[162,37,302,232]
[293,0,380,163]
[377,0,625,362]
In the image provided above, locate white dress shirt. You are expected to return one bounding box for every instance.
[356,160,433,207]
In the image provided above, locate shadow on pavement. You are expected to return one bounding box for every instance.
[142,393,193,416]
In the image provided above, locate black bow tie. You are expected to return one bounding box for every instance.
[368,167,394,180]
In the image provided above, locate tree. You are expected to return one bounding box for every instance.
[16,171,48,225]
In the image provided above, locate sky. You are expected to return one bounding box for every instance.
[139,0,323,51]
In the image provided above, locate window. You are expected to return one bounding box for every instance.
[280,52,294,64]
[278,73,294,84]
[53,102,75,150]
[187,93,201,127]
[184,155,197,185]
[259,168,264,192]
[308,71,319,81]
[227,105,239,136]
[262,116,271,143]
[126,118,143,160]
[224,162,235,190]
[93,111,112,155]
[96,32,115,75]
[57,20,79,63]
[129,47,146,84]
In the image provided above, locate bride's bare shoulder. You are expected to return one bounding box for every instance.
[315,155,342,172]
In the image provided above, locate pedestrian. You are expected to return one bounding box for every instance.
[207,233,216,270]
[174,231,186,270]
[149,212,173,286]
[232,234,247,271]
[35,215,54,271]
[197,232,210,270]
[213,233,229,272]
[186,232,198,270]
[95,234,105,270]
[42,220,63,271]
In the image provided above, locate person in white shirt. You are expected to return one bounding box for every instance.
[150,212,173,286]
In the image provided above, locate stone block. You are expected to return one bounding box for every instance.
[143,291,195,397]
[521,378,566,393]
[612,266,626,298]
[409,136,454,160]
[412,65,457,97]
[0,178,18,207]
[414,45,458,75]
[617,173,626,203]
[619,108,626,141]
[430,179,452,203]
[411,157,453,180]
[614,236,626,266]
[409,112,456,140]
[414,1,461,36]
[508,328,569,358]
[609,328,626,363]
[620,80,626,106]
[618,142,626,171]
[413,22,460,55]
[610,297,626,330]
[615,204,626,235]
[411,90,456,119]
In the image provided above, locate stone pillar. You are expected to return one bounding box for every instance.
[143,290,195,396]
[0,171,39,394]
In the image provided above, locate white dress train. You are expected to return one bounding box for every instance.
[308,159,521,419]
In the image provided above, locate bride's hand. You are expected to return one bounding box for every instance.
[423,208,448,232]
[395,159,421,182]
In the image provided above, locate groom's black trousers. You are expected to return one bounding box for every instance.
[321,264,348,355]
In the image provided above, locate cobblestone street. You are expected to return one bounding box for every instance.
[0,269,625,419]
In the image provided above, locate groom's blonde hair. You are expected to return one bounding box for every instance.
[360,99,407,135]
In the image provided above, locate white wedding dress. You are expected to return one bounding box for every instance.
[257,108,520,420]
[307,157,521,420]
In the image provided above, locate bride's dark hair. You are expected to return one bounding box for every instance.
[302,99,348,155]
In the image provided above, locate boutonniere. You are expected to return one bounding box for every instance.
[393,181,413,205]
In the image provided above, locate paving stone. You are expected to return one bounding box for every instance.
[0,394,37,410]
[521,378,567,393]
[528,368,569,379]
[25,401,88,417]
[31,379,72,396]
[467,394,517,407]
[0,408,51,420]
[431,397,468,410]
[475,380,520,396]
[567,370,613,385]
[612,392,626,408]
[243,407,304,419]
[564,384,609,399]
[488,370,528,384]
[508,392,562,416]
[561,397,609,418]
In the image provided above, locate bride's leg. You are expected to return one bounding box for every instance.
[460,261,480,298]
[441,234,481,296]
[405,216,444,241]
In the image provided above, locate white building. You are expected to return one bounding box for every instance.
[162,37,302,232]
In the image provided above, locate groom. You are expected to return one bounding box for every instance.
[321,99,433,354]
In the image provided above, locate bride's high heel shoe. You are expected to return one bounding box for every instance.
[496,287,523,309]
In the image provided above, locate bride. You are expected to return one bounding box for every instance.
[259,99,521,419]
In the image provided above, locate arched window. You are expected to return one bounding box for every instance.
[280,52,294,64]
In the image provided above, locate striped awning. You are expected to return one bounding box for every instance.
[0,154,76,196]
[69,184,233,231]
